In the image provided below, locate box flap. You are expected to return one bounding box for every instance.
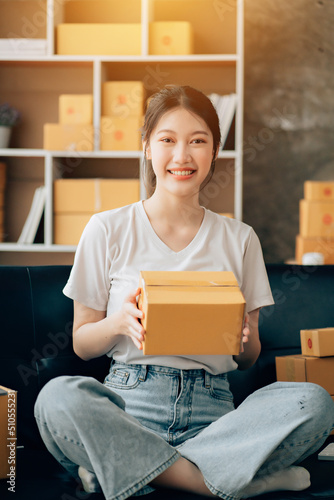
[140,271,238,287]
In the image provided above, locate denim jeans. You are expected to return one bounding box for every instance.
[34,362,334,500]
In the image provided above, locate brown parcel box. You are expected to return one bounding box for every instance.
[300,327,334,357]
[299,199,334,238]
[275,354,334,394]
[295,234,334,264]
[138,271,246,355]
[304,181,334,201]
[0,386,17,480]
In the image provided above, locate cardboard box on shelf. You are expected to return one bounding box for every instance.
[149,22,194,55]
[304,181,334,201]
[138,271,246,356]
[275,354,334,394]
[54,213,91,245]
[102,81,144,118]
[300,328,334,357]
[54,178,140,214]
[295,234,334,264]
[100,116,142,151]
[57,24,141,56]
[59,94,93,125]
[299,199,334,238]
[0,386,17,480]
[43,123,94,151]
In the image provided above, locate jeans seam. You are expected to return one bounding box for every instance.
[106,450,181,500]
[203,476,241,500]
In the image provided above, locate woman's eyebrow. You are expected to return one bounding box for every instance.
[156,129,209,135]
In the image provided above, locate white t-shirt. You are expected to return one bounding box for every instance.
[63,201,274,375]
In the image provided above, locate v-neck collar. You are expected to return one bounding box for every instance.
[136,200,209,256]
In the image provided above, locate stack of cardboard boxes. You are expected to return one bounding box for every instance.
[296,181,334,264]
[276,327,334,434]
[53,178,140,245]
[44,95,94,151]
[0,163,6,242]
[57,21,194,56]
[100,81,144,151]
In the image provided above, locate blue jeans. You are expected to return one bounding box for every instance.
[34,362,334,500]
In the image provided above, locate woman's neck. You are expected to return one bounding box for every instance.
[143,191,203,227]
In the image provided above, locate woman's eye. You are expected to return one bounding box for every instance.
[160,138,173,143]
[192,138,205,144]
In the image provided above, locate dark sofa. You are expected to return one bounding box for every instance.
[0,264,333,500]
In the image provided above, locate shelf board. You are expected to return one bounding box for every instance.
[0,243,77,253]
[0,54,238,64]
[0,148,47,157]
[0,149,238,159]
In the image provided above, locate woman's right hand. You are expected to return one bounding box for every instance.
[116,287,145,350]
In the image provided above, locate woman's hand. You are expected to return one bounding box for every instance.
[72,289,145,361]
[240,312,250,352]
[117,287,146,350]
[233,309,261,370]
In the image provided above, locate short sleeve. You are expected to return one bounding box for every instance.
[63,214,111,311]
[241,228,274,313]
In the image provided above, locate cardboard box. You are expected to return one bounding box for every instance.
[57,24,141,56]
[100,116,142,151]
[299,199,334,238]
[54,178,140,214]
[138,271,246,355]
[300,328,334,357]
[102,81,144,118]
[59,94,93,125]
[219,213,234,218]
[43,123,94,151]
[295,234,334,264]
[54,213,92,245]
[275,354,334,394]
[304,181,334,201]
[149,22,194,55]
[0,386,17,480]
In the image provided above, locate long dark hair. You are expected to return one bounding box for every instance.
[142,85,221,197]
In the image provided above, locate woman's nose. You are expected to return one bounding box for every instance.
[173,143,191,164]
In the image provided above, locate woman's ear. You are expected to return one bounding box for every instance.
[145,145,152,160]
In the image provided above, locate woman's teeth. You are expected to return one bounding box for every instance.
[169,170,195,176]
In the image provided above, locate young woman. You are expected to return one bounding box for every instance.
[35,85,334,500]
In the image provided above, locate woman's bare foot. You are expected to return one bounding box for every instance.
[151,456,216,496]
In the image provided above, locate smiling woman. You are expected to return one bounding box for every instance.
[34,84,334,500]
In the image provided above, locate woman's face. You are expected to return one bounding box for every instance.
[145,107,216,198]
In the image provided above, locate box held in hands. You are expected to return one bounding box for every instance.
[138,271,245,355]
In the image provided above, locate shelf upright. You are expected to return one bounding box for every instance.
[234,0,244,221]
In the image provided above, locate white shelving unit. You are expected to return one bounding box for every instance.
[0,0,244,265]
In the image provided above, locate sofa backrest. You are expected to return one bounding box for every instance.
[1,264,334,448]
